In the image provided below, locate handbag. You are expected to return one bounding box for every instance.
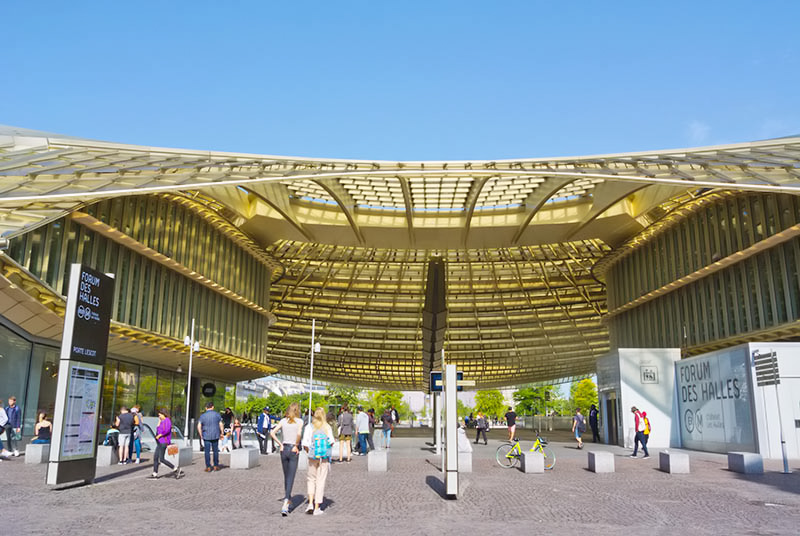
[166,444,179,456]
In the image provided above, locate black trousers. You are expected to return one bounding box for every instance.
[591,424,600,442]
[280,445,299,500]
[257,433,268,454]
[153,443,175,474]
[475,428,487,443]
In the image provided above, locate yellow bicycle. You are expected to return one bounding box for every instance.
[495,433,555,470]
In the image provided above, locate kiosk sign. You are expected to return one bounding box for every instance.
[47,264,114,486]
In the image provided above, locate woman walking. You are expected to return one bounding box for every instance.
[337,404,354,462]
[380,408,393,448]
[270,402,303,516]
[302,407,335,515]
[149,409,183,479]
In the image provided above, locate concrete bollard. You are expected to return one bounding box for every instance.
[368,449,388,472]
[230,447,260,469]
[25,443,50,464]
[96,445,119,466]
[520,450,544,474]
[659,451,690,474]
[588,451,614,473]
[165,445,193,468]
[728,452,763,474]
[458,451,472,473]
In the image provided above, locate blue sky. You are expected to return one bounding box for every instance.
[1,1,798,160]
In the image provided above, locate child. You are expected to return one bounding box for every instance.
[103,424,120,448]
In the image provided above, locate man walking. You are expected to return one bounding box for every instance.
[4,396,21,457]
[504,406,517,441]
[197,401,224,471]
[355,406,370,455]
[572,408,585,449]
[630,406,650,459]
[589,404,600,443]
[256,406,271,454]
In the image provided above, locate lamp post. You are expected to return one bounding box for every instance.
[183,318,200,446]
[307,319,321,420]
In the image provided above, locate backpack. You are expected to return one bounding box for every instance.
[578,415,586,433]
[643,416,651,435]
[311,429,331,460]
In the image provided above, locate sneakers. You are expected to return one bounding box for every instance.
[313,508,325,516]
[13,450,20,457]
[134,459,141,464]
[174,469,184,479]
[305,503,314,514]
[147,473,159,479]
[281,500,290,516]
[629,454,638,458]
[205,467,213,472]
[642,455,650,459]
[0,449,11,458]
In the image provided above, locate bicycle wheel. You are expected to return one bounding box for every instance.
[541,445,556,470]
[495,442,519,468]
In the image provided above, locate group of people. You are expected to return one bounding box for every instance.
[334,404,398,462]
[0,396,51,461]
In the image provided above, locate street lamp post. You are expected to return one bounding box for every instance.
[307,319,321,420]
[183,318,200,446]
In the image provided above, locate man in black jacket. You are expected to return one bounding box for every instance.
[589,404,600,443]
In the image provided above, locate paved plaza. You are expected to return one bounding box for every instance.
[5,430,800,535]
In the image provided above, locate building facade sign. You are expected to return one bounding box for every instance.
[675,347,756,453]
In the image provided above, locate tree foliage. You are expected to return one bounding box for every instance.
[474,390,505,419]
[570,378,598,413]
[456,399,473,419]
[512,385,557,415]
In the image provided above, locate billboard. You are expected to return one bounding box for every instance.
[675,347,756,453]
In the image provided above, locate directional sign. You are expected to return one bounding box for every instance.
[430,371,467,392]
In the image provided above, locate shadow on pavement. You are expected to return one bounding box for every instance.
[93,464,152,483]
[425,475,446,499]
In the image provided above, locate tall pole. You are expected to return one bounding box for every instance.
[308,318,316,420]
[771,348,791,474]
[184,318,195,446]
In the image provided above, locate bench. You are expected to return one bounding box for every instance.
[368,449,388,472]
[588,451,614,473]
[230,447,260,469]
[728,452,763,474]
[520,450,544,474]
[659,451,690,474]
[25,443,50,464]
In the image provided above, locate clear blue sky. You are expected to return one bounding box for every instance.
[1,1,798,160]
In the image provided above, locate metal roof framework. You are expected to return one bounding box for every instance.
[1,126,799,388]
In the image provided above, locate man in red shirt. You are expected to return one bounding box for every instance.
[630,406,650,459]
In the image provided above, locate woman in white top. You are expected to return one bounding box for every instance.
[270,402,303,516]
[302,406,335,515]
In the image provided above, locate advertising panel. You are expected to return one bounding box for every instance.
[59,362,103,461]
[675,347,756,453]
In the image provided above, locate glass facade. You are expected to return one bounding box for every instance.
[607,192,800,351]
[7,194,271,363]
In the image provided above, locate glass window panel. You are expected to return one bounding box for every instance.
[156,370,174,416]
[115,361,139,413]
[101,359,119,428]
[171,375,187,431]
[137,366,158,418]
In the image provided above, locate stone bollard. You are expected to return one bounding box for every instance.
[458,451,472,473]
[230,447,260,469]
[727,452,763,474]
[520,450,544,474]
[659,451,690,474]
[25,443,50,464]
[368,449,388,472]
[96,445,119,466]
[165,445,193,468]
[588,451,614,473]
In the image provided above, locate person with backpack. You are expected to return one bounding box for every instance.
[270,402,303,516]
[630,406,650,459]
[474,412,488,445]
[641,410,652,449]
[572,408,586,449]
[337,405,354,462]
[302,407,335,516]
[380,408,393,449]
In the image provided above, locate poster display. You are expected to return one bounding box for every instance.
[675,346,756,453]
[59,362,103,461]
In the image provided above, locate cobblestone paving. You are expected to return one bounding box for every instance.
[5,436,800,535]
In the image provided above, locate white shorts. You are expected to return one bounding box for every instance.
[118,433,131,448]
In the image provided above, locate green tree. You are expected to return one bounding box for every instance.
[456,399,473,419]
[513,385,556,415]
[327,385,362,408]
[367,391,410,420]
[474,390,505,420]
[570,378,598,413]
